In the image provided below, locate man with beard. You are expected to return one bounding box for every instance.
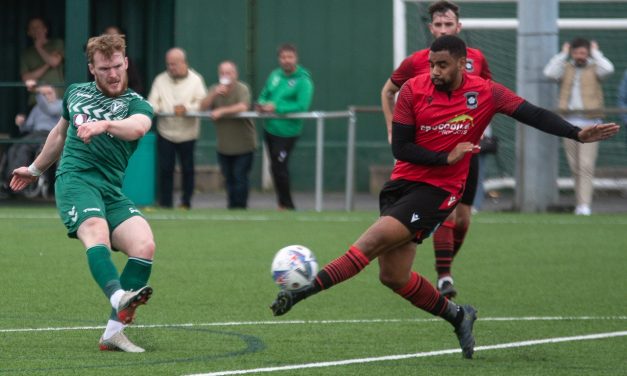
[10,34,155,352]
[270,35,619,359]
[543,38,614,216]
[381,0,491,299]
[256,44,314,210]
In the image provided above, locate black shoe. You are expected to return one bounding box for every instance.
[270,290,294,316]
[439,280,457,299]
[454,304,477,359]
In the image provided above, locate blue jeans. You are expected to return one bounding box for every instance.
[217,152,253,209]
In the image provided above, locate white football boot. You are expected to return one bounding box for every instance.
[99,330,145,353]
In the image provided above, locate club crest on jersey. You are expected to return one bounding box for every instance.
[464,92,478,109]
[465,58,475,73]
[110,100,127,116]
[73,113,89,127]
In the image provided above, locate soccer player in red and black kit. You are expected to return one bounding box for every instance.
[271,35,619,359]
[382,0,491,298]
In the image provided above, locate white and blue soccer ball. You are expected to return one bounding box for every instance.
[271,245,318,291]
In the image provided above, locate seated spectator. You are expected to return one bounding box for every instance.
[1,83,61,197]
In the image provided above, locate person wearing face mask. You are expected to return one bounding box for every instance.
[201,61,256,209]
[544,38,615,216]
[148,47,207,209]
[256,43,314,210]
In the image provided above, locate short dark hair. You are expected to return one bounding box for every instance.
[277,43,298,56]
[570,37,591,51]
[430,35,467,59]
[428,1,460,21]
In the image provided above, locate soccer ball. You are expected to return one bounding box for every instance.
[271,245,318,291]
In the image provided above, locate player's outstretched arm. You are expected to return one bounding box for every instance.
[510,101,619,142]
[10,117,68,192]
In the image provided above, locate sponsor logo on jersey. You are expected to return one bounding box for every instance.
[110,100,127,116]
[419,114,475,135]
[465,58,475,73]
[73,114,89,127]
[464,92,479,109]
[76,93,92,98]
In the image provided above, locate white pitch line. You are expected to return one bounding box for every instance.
[1,316,625,334]
[184,331,627,376]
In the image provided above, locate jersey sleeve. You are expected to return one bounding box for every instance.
[129,97,154,119]
[62,84,76,121]
[491,82,524,115]
[478,52,492,80]
[392,83,415,125]
[390,56,416,88]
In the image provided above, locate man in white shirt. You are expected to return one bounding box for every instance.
[148,48,207,209]
[543,38,614,215]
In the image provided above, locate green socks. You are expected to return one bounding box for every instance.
[109,257,153,321]
[86,245,121,299]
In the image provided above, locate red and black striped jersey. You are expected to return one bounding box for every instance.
[392,73,523,194]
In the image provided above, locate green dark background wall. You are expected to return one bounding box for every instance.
[3,1,626,194]
[174,0,394,192]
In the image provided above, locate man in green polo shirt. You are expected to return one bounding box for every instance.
[256,43,314,210]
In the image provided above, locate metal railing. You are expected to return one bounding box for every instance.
[157,110,355,212]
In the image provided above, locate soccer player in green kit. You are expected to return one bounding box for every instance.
[11,34,154,353]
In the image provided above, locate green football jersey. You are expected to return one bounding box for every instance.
[58,82,153,186]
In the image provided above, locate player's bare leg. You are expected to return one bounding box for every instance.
[379,241,477,359]
[453,203,472,257]
[271,216,412,316]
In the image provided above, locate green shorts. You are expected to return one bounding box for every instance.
[55,171,144,238]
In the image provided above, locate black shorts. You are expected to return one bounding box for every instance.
[461,153,479,206]
[379,180,460,244]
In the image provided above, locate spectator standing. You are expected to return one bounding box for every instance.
[148,48,207,209]
[544,38,614,215]
[201,61,256,209]
[20,17,65,103]
[256,44,314,210]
